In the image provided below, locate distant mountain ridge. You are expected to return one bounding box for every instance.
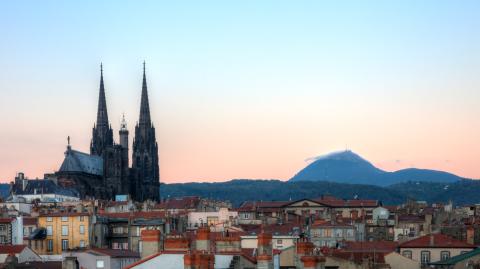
[159,179,480,207]
[289,150,466,186]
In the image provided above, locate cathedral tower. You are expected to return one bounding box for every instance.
[91,63,114,157]
[132,62,160,201]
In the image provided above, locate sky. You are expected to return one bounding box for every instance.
[0,1,479,183]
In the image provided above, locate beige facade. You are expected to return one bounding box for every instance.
[384,252,420,269]
[399,247,474,266]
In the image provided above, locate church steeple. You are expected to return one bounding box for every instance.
[139,61,151,126]
[132,61,160,202]
[91,63,114,156]
[97,63,109,128]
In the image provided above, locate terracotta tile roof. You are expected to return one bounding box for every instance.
[240,222,301,236]
[0,218,14,224]
[39,212,90,217]
[241,248,257,264]
[397,215,425,222]
[400,234,475,248]
[330,250,386,264]
[341,241,398,253]
[98,211,166,219]
[0,245,26,254]
[90,248,140,258]
[23,217,38,226]
[312,219,355,228]
[236,201,288,212]
[314,198,378,208]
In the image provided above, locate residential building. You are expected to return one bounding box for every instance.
[310,219,356,247]
[429,248,480,269]
[398,233,476,267]
[37,211,91,255]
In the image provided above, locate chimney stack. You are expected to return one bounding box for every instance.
[295,241,315,268]
[184,252,215,269]
[301,256,326,269]
[195,226,211,251]
[141,230,162,258]
[256,231,273,269]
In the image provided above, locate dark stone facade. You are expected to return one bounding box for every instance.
[56,64,160,202]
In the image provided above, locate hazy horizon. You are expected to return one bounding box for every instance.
[1,1,480,183]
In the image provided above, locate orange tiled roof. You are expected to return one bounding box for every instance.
[400,234,475,248]
[0,245,26,254]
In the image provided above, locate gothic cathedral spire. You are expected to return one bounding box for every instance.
[91,63,114,156]
[132,61,160,202]
[139,61,151,126]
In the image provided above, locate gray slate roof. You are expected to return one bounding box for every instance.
[59,149,103,176]
[13,179,79,197]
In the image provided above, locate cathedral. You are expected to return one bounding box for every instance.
[55,63,160,202]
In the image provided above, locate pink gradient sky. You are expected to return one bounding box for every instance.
[1,1,480,183]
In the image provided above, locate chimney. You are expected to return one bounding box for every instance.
[257,231,273,257]
[467,227,475,245]
[195,226,211,251]
[215,234,241,253]
[429,234,435,246]
[295,241,315,268]
[301,256,325,269]
[256,231,273,269]
[184,252,215,269]
[140,230,162,258]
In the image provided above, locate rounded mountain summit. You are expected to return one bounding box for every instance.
[289,150,465,186]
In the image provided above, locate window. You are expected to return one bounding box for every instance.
[402,250,412,259]
[79,225,85,234]
[23,227,28,236]
[335,229,343,237]
[47,226,53,236]
[113,227,124,234]
[46,217,52,222]
[277,239,283,244]
[96,260,105,269]
[324,229,332,237]
[346,229,354,237]
[47,240,53,252]
[420,251,431,264]
[207,216,219,226]
[61,216,68,222]
[79,216,84,222]
[61,225,69,236]
[80,240,85,248]
[441,251,450,261]
[62,239,69,251]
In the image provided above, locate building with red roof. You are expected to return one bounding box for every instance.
[398,233,476,266]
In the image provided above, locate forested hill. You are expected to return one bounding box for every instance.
[3,180,479,207]
[160,179,480,207]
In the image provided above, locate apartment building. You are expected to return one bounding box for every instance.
[37,212,91,255]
